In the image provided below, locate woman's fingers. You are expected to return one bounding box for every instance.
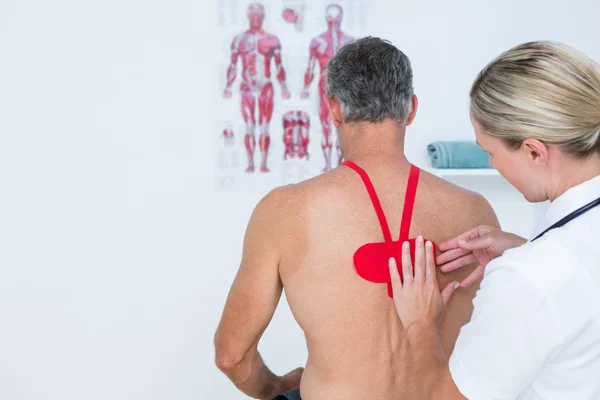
[458,235,493,251]
[439,254,478,273]
[440,281,460,307]
[436,247,471,265]
[401,241,414,284]
[438,225,494,252]
[460,264,486,288]
[437,227,479,251]
[425,240,437,284]
[389,257,402,295]
[413,236,425,283]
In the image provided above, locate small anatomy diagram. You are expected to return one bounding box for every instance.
[283,110,310,160]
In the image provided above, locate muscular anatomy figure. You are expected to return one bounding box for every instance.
[301,4,354,171]
[223,3,291,173]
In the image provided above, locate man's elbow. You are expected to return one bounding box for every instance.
[214,341,245,374]
[214,330,254,378]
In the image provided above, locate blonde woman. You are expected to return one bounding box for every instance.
[389,41,600,399]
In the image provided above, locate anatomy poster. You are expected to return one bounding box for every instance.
[215,0,368,192]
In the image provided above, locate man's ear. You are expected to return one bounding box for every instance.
[324,95,343,128]
[406,95,418,126]
[522,138,549,165]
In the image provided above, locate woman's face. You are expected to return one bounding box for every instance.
[471,115,547,202]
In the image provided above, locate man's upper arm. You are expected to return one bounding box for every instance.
[215,189,286,362]
[470,192,500,229]
[448,262,563,399]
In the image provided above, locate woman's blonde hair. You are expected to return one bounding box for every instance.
[470,41,600,158]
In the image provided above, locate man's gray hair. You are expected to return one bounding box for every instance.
[325,37,414,125]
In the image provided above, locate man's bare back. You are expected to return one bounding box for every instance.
[215,37,499,400]
[272,157,498,399]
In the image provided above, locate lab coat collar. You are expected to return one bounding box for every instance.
[530,174,600,240]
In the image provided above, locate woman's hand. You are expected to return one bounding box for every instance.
[389,236,460,331]
[436,226,527,288]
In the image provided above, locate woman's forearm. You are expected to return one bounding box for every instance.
[406,322,448,399]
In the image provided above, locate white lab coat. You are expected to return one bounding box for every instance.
[449,175,600,400]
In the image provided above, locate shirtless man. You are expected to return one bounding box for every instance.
[215,37,499,400]
[223,3,291,173]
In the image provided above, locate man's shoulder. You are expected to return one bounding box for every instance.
[247,185,304,248]
[419,170,498,225]
[255,180,317,217]
[283,169,345,194]
[418,169,474,196]
[261,169,349,210]
[256,184,300,214]
[251,177,340,248]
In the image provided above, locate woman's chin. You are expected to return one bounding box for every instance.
[521,192,547,203]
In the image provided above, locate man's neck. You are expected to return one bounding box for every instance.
[547,153,600,202]
[341,120,409,166]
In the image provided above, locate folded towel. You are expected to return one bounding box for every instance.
[427,141,492,169]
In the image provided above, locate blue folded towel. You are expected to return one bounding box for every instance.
[427,141,492,169]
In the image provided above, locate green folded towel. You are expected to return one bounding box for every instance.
[427,141,492,169]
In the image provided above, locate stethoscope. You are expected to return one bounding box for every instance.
[531,197,600,242]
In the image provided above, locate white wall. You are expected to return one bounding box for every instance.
[0,0,598,399]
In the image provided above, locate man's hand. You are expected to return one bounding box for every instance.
[300,88,310,99]
[437,225,527,288]
[263,367,304,400]
[389,236,460,331]
[214,188,291,399]
[223,87,233,98]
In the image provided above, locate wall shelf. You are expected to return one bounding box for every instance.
[430,168,500,178]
